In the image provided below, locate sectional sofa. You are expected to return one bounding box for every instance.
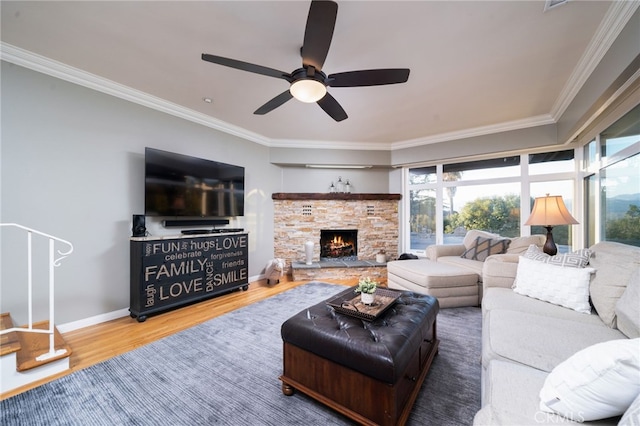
[387,230,545,306]
[475,241,640,425]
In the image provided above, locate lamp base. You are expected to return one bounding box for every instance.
[543,226,558,256]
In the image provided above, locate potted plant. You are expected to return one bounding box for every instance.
[355,277,378,305]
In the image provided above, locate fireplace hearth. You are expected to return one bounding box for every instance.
[320,229,358,261]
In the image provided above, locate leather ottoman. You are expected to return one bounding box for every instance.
[280,286,439,426]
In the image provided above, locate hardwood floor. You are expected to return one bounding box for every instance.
[1,277,357,401]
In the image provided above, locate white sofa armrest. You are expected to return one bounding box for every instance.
[426,244,465,261]
[482,254,521,290]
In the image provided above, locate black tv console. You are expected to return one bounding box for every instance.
[130,232,249,322]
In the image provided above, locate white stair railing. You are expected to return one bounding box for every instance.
[0,223,74,361]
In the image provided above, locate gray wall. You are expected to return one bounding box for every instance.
[278,167,392,193]
[1,62,280,324]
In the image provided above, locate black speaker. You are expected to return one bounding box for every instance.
[132,214,146,237]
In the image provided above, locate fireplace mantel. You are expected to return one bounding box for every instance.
[271,193,401,201]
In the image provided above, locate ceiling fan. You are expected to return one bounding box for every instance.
[201,0,410,122]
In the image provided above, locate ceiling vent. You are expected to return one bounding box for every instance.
[544,0,570,12]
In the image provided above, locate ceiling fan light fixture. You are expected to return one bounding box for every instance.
[290,79,327,103]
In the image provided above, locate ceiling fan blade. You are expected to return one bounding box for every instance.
[317,93,347,122]
[328,69,410,87]
[202,54,291,81]
[301,0,338,71]
[254,90,294,115]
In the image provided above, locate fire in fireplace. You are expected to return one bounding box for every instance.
[320,229,358,261]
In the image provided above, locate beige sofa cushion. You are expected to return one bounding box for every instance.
[506,234,546,255]
[437,256,484,277]
[482,309,626,372]
[475,360,620,426]
[482,254,520,289]
[386,259,478,288]
[615,267,640,338]
[589,242,640,328]
[482,288,606,324]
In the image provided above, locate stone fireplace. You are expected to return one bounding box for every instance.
[320,229,358,261]
[272,193,401,281]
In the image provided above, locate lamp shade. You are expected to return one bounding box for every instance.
[290,79,327,103]
[524,195,578,226]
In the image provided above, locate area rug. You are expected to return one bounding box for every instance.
[1,282,481,425]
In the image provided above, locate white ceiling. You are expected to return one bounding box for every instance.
[1,1,634,150]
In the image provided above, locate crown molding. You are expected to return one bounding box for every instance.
[549,1,640,120]
[390,114,556,151]
[0,42,271,146]
[269,137,392,151]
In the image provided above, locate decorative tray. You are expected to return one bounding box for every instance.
[326,287,402,321]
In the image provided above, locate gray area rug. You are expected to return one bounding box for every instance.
[1,282,481,425]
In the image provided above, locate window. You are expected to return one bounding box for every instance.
[584,104,640,248]
[601,104,640,160]
[405,100,640,253]
[529,150,574,175]
[585,174,597,247]
[445,182,521,239]
[409,188,437,250]
[406,150,576,254]
[600,153,640,246]
[409,166,436,184]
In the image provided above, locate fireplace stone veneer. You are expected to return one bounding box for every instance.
[272,193,401,279]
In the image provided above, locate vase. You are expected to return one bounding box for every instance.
[304,241,314,265]
[360,292,375,305]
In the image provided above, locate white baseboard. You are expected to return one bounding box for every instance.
[57,308,131,333]
[58,274,265,333]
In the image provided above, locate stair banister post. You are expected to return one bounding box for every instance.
[27,231,33,329]
[35,236,68,361]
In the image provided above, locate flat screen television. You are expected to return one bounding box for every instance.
[144,147,244,217]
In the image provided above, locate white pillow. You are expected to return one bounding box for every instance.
[513,256,594,314]
[540,338,640,421]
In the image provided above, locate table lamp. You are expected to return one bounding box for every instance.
[524,194,578,255]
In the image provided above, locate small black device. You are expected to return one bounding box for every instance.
[132,214,146,237]
[181,229,212,235]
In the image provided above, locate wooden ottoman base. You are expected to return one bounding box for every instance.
[280,327,439,426]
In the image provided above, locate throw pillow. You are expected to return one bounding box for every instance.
[513,256,594,314]
[539,338,640,422]
[462,230,500,249]
[523,244,592,268]
[460,236,510,262]
[589,241,640,328]
[615,267,640,339]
